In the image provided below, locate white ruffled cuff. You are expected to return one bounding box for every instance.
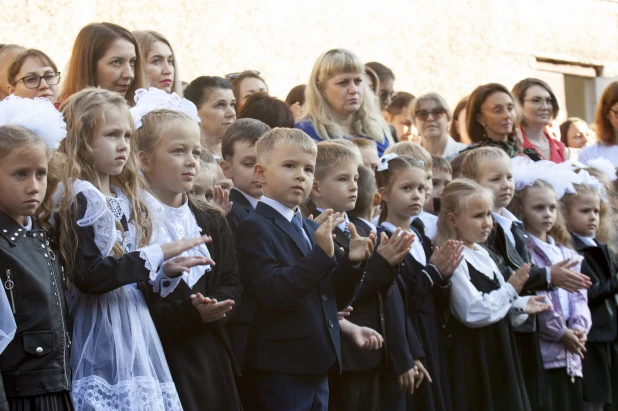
[138,244,181,297]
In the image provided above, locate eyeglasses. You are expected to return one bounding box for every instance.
[524,97,553,108]
[12,71,61,89]
[225,70,260,80]
[415,108,447,121]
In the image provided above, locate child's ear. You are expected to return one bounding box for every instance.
[254,163,266,185]
[311,179,322,199]
[220,160,233,179]
[372,192,381,207]
[446,212,457,229]
[378,187,388,203]
[137,151,152,173]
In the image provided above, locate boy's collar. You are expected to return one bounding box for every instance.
[232,187,260,209]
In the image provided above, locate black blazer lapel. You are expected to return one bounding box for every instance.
[256,202,311,256]
[229,189,253,215]
[348,216,371,237]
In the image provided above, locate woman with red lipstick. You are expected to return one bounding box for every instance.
[134,30,183,95]
[5,49,60,104]
[512,78,567,163]
[59,22,146,106]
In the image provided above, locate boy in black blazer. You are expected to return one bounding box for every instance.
[236,129,377,411]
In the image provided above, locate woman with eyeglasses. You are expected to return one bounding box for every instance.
[228,70,268,113]
[6,49,60,103]
[512,78,567,163]
[412,92,467,158]
[579,81,618,166]
[295,49,392,156]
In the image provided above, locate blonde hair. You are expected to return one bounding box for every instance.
[317,139,362,173]
[384,142,432,172]
[431,154,452,175]
[562,182,615,247]
[508,180,573,248]
[303,49,390,144]
[56,88,152,284]
[461,146,509,180]
[375,155,426,224]
[435,178,494,246]
[133,30,183,95]
[134,109,199,156]
[256,128,317,163]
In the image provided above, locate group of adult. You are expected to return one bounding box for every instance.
[1,21,617,166]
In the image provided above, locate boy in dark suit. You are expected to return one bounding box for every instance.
[236,128,377,411]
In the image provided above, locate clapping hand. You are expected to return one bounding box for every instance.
[429,240,464,278]
[348,223,377,264]
[190,292,234,323]
[376,228,415,266]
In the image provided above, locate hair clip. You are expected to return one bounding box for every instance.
[587,157,617,182]
[224,70,261,80]
[130,88,201,129]
[0,95,66,150]
[377,153,398,172]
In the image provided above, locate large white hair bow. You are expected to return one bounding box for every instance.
[130,88,201,129]
[587,157,617,182]
[511,156,577,199]
[0,95,66,150]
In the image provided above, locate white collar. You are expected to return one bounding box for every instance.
[356,217,376,233]
[495,208,521,223]
[574,233,597,247]
[380,221,406,234]
[443,136,468,157]
[160,195,191,220]
[462,244,501,279]
[261,196,297,222]
[233,187,260,209]
[22,217,32,231]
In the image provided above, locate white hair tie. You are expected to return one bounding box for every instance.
[130,87,201,129]
[587,157,617,182]
[511,156,577,200]
[377,153,398,171]
[0,96,67,150]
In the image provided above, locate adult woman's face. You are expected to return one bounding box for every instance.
[322,72,363,118]
[144,41,174,93]
[522,85,553,127]
[477,92,516,141]
[566,120,590,149]
[237,77,268,111]
[606,101,618,137]
[414,98,449,142]
[7,56,59,102]
[198,88,236,140]
[96,38,136,97]
[378,77,395,111]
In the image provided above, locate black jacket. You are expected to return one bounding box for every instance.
[0,212,71,404]
[572,235,618,342]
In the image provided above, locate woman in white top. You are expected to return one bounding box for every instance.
[579,81,618,166]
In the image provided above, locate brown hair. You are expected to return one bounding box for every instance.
[237,92,294,129]
[384,141,432,172]
[594,81,618,145]
[508,180,573,248]
[349,164,377,218]
[364,66,380,94]
[132,30,183,95]
[315,141,361,180]
[466,83,519,144]
[231,70,268,103]
[365,62,395,83]
[221,118,270,161]
[559,117,586,147]
[184,76,232,109]
[375,155,425,224]
[386,91,415,115]
[431,154,452,175]
[461,146,509,181]
[56,88,151,284]
[285,84,306,107]
[450,96,469,142]
[59,22,145,105]
[512,78,560,124]
[7,49,58,85]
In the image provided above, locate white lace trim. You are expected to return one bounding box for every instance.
[72,375,183,411]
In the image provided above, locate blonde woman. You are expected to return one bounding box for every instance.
[295,49,392,156]
[133,30,183,95]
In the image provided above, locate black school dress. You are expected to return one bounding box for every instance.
[449,261,531,411]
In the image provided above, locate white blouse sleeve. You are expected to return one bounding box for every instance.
[450,260,521,328]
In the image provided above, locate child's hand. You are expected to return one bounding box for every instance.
[507,264,531,294]
[161,235,212,260]
[376,229,414,266]
[414,359,432,388]
[190,292,235,323]
[315,216,335,257]
[349,325,384,351]
[573,328,587,344]
[162,256,214,278]
[561,329,587,359]
[550,259,592,292]
[338,306,353,320]
[212,185,233,217]
[348,223,377,264]
[398,368,417,395]
[429,240,465,278]
[309,209,341,225]
[524,295,552,314]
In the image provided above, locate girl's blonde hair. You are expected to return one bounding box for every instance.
[508,180,573,248]
[134,109,199,156]
[461,146,510,180]
[375,155,425,224]
[435,178,494,246]
[303,49,390,144]
[384,142,432,172]
[56,88,152,284]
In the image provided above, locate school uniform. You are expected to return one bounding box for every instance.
[143,194,243,410]
[449,244,532,411]
[572,234,618,407]
[227,188,259,234]
[484,210,552,410]
[235,197,366,411]
[381,222,452,411]
[528,235,590,411]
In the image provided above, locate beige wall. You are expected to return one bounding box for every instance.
[3,0,618,111]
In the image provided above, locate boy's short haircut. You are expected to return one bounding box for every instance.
[256,128,317,163]
[350,137,377,149]
[461,147,509,180]
[384,142,432,172]
[431,154,453,175]
[325,139,363,165]
[315,141,361,180]
[200,149,217,164]
[349,164,377,217]
[222,118,271,161]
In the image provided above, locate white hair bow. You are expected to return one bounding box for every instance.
[377,153,398,172]
[511,156,578,200]
[130,87,201,129]
[0,95,67,150]
[587,157,617,182]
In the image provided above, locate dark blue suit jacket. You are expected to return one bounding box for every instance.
[227,188,253,234]
[236,201,365,375]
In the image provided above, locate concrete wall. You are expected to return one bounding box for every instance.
[3,0,618,111]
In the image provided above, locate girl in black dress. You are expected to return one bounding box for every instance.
[436,179,551,411]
